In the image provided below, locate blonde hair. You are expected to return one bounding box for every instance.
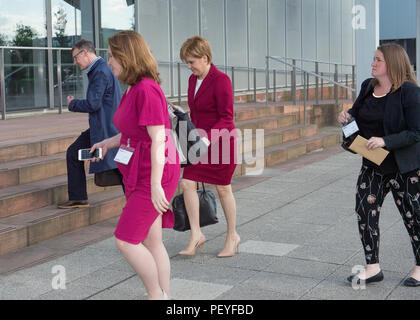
[372,43,418,92]
[108,30,161,85]
[180,35,212,64]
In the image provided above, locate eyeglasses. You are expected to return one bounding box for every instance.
[72,50,84,61]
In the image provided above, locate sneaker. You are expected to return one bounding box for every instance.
[57,200,90,209]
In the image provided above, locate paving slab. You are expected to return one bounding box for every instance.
[1,147,419,300]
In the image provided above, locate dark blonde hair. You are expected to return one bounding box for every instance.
[108,30,161,85]
[372,43,418,91]
[180,36,212,64]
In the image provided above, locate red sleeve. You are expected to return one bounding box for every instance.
[208,73,234,141]
[136,83,166,127]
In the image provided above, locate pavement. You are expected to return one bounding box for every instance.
[1,146,419,300]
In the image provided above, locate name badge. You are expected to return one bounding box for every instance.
[342,120,359,138]
[114,144,135,165]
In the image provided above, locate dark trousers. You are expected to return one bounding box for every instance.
[66,129,91,201]
[355,165,420,266]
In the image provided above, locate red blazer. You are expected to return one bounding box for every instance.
[187,64,236,141]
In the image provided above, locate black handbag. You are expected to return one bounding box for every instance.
[341,132,358,154]
[94,168,123,187]
[168,102,209,167]
[172,183,218,232]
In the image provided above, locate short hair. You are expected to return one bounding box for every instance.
[372,42,418,91]
[108,30,161,86]
[72,39,95,53]
[180,36,212,64]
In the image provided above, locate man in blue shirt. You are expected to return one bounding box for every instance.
[58,39,122,209]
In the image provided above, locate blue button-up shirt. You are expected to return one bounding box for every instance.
[87,57,101,73]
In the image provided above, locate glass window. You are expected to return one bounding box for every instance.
[99,0,135,48]
[172,0,199,98]
[138,0,171,94]
[226,0,247,90]
[51,1,84,107]
[286,0,302,84]
[316,0,330,73]
[249,0,267,87]
[342,0,355,66]
[52,0,82,48]
[268,0,286,87]
[1,0,49,111]
[330,0,342,63]
[0,0,47,47]
[201,0,225,65]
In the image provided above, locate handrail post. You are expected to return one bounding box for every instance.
[57,50,63,114]
[352,65,356,101]
[254,68,257,103]
[292,59,296,105]
[303,71,307,125]
[306,72,309,102]
[273,69,276,102]
[265,56,269,106]
[0,47,5,120]
[177,62,181,106]
[345,73,348,100]
[231,66,235,104]
[315,62,319,105]
[334,64,339,105]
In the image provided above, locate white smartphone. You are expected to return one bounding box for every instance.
[78,148,102,161]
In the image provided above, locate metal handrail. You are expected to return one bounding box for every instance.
[266,55,356,124]
[275,56,355,67]
[0,46,355,120]
[269,56,355,91]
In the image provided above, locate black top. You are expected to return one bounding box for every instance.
[349,78,420,174]
[357,92,398,174]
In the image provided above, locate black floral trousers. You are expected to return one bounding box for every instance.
[355,166,420,266]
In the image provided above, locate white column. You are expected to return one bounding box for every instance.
[354,0,379,94]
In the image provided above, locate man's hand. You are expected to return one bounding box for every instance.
[67,96,75,107]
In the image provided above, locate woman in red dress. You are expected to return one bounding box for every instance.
[91,31,180,300]
[179,36,240,258]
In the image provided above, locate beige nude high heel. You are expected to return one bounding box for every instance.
[179,236,206,256]
[217,236,240,258]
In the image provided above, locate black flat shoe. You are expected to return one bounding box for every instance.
[347,270,384,284]
[403,277,420,287]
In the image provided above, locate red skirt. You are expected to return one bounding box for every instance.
[182,135,237,185]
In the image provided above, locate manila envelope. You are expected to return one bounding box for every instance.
[349,135,389,166]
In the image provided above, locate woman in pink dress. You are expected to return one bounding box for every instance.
[178,36,240,258]
[91,31,180,300]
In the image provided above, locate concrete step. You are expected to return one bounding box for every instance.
[0,188,125,255]
[240,126,341,175]
[0,174,114,219]
[242,124,319,153]
[0,153,67,189]
[234,104,285,122]
[235,114,298,131]
[0,134,77,164]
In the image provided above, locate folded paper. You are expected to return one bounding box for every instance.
[349,135,389,166]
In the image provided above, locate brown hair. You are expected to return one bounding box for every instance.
[73,39,95,53]
[180,35,212,64]
[108,30,161,85]
[372,43,418,92]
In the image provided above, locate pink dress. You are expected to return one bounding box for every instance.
[113,78,181,244]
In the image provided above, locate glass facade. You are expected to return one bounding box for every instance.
[0,0,356,115]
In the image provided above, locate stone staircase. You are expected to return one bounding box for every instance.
[0,100,348,256]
